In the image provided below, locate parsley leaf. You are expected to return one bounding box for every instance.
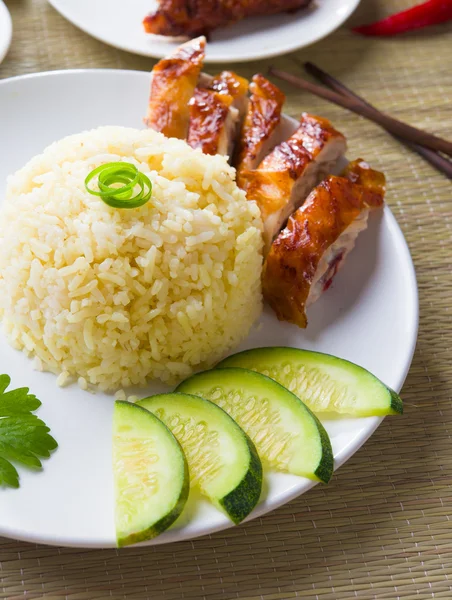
[0,376,57,488]
[0,457,19,488]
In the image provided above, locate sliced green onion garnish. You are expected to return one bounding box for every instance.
[85,162,152,209]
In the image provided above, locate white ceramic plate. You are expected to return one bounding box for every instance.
[0,0,12,65]
[0,70,418,548]
[47,0,360,63]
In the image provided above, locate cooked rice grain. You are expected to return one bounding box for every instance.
[0,127,263,391]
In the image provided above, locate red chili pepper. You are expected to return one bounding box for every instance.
[353,0,452,36]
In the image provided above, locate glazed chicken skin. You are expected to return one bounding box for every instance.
[234,74,285,189]
[144,36,206,138]
[207,71,249,120]
[187,89,236,155]
[341,158,386,206]
[246,113,347,252]
[144,0,313,37]
[188,71,249,157]
[263,160,385,328]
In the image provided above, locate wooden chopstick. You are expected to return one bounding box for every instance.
[268,66,452,158]
[302,61,452,180]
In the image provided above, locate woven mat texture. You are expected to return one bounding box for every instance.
[1,0,452,598]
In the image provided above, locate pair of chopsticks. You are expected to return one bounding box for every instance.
[268,62,452,180]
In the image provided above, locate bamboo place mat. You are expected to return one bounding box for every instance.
[1,0,452,598]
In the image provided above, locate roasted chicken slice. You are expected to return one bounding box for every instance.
[144,36,206,138]
[187,71,249,157]
[341,159,385,207]
[234,74,286,189]
[143,0,313,38]
[187,89,238,156]
[263,160,385,328]
[208,71,249,120]
[246,113,347,252]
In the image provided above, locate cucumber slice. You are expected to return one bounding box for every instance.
[113,401,189,547]
[176,369,333,483]
[137,393,262,524]
[218,347,403,417]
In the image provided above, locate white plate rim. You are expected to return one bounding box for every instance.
[46,0,361,63]
[0,0,12,65]
[0,69,419,548]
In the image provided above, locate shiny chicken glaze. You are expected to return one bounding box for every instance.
[246,113,346,250]
[145,36,206,139]
[187,71,249,157]
[263,160,386,328]
[187,88,234,155]
[341,159,385,208]
[234,74,285,188]
[210,71,249,100]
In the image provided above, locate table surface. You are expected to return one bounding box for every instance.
[1,1,452,598]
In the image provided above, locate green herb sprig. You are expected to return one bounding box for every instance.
[0,375,58,488]
[85,162,152,209]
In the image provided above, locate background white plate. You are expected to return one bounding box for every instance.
[0,0,12,65]
[0,70,418,548]
[47,0,360,63]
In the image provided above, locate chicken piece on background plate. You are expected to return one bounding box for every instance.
[246,113,347,252]
[143,0,313,38]
[263,159,385,329]
[234,74,286,189]
[187,71,249,157]
[144,36,206,138]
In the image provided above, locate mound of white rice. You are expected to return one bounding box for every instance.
[0,127,263,391]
